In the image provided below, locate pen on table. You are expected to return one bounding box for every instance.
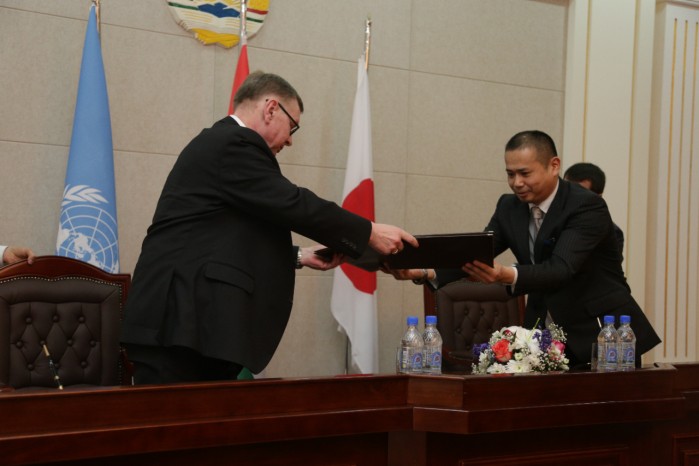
[42,344,64,390]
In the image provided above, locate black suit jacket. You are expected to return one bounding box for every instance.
[120,117,371,373]
[439,179,660,366]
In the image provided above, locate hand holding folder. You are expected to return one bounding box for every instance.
[317,232,494,271]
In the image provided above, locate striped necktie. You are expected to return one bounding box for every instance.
[529,206,544,263]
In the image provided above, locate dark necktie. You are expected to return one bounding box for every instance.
[529,206,554,326]
[529,206,544,263]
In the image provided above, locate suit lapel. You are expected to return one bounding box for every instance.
[513,201,532,263]
[534,178,567,260]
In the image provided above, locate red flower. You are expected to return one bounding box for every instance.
[492,339,512,362]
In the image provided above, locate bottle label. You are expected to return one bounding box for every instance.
[410,351,423,370]
[426,350,442,369]
[400,348,409,372]
[604,346,618,364]
[401,347,423,372]
[621,346,635,364]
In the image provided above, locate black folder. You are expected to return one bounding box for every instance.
[317,232,494,271]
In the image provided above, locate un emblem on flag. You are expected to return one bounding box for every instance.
[56,185,119,273]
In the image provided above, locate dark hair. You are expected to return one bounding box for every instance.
[505,130,558,164]
[233,71,304,112]
[564,162,606,195]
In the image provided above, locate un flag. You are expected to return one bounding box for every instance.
[56,5,119,274]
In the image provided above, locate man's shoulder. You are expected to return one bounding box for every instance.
[209,116,243,134]
[557,179,606,212]
[564,179,601,201]
[202,117,268,151]
[495,193,521,210]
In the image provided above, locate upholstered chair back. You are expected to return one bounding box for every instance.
[424,280,524,373]
[0,256,130,390]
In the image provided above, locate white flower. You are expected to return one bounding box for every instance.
[506,359,531,373]
[512,327,541,355]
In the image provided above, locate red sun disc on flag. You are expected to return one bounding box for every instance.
[341,179,376,294]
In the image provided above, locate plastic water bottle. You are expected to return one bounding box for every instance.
[618,315,636,371]
[422,315,443,374]
[399,316,424,374]
[597,315,619,372]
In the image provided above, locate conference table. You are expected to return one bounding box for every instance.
[2,363,698,465]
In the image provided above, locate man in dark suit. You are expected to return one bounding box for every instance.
[395,130,659,368]
[121,72,416,384]
[564,162,625,255]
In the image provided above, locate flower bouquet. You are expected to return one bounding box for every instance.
[472,323,569,374]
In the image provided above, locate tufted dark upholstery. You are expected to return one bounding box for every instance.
[424,280,525,373]
[0,256,131,390]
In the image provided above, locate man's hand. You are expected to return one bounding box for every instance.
[381,266,435,282]
[462,260,515,285]
[3,246,36,265]
[368,223,418,256]
[299,245,344,271]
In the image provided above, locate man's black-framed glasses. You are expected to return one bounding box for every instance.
[277,101,300,135]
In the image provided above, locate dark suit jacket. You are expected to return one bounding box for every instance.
[438,179,660,366]
[120,117,371,373]
[613,222,625,256]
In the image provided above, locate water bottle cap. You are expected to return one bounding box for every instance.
[425,315,437,325]
[407,316,419,326]
[603,315,615,324]
[620,315,631,324]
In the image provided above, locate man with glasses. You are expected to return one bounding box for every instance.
[121,71,417,384]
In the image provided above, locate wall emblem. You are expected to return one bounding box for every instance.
[167,0,269,48]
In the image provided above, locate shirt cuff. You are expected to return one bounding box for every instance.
[425,270,439,289]
[509,264,518,291]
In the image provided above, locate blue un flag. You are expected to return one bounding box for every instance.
[56,4,119,273]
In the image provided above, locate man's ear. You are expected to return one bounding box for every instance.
[263,99,276,123]
[550,156,561,174]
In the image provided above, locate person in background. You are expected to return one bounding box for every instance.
[564,162,624,255]
[0,245,35,266]
[121,71,417,384]
[388,130,659,369]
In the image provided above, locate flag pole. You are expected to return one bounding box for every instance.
[228,0,249,115]
[240,0,248,41]
[343,17,373,374]
[364,17,372,71]
[93,0,100,36]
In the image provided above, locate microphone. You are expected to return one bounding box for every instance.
[42,344,64,390]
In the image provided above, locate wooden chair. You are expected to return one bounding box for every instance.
[424,280,525,373]
[0,256,131,390]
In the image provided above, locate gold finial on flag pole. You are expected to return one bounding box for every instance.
[93,0,101,35]
[364,17,372,71]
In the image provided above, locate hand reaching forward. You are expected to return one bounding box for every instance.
[3,246,35,265]
[368,223,418,256]
[381,267,435,283]
[462,260,515,285]
[299,245,344,271]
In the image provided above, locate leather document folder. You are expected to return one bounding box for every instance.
[317,232,494,271]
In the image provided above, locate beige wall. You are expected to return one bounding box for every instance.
[647,1,699,363]
[0,0,566,377]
